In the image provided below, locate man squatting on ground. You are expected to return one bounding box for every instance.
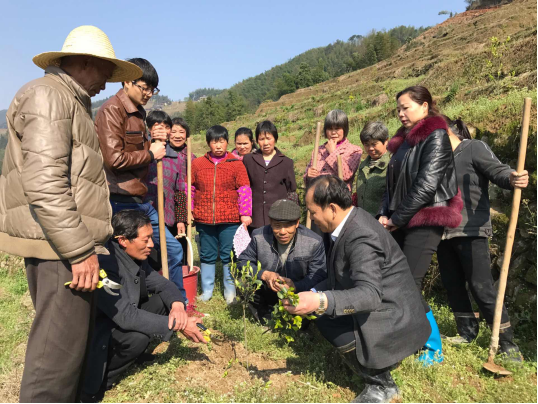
[285,175,431,403]
[0,26,143,402]
[238,199,327,324]
[95,58,188,301]
[81,210,206,401]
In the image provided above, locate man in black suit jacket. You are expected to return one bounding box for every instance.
[285,176,430,403]
[82,210,206,401]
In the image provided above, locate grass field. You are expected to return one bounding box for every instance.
[0,253,536,403]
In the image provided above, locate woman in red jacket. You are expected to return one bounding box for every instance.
[191,125,252,304]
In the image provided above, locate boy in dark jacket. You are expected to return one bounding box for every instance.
[238,199,327,324]
[438,118,529,361]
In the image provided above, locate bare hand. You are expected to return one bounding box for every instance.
[150,141,166,160]
[240,216,252,229]
[261,271,281,292]
[307,167,319,179]
[70,254,100,292]
[510,170,529,189]
[169,302,188,331]
[385,218,398,232]
[325,139,338,154]
[151,124,169,141]
[180,317,208,344]
[274,276,294,292]
[378,216,389,227]
[283,291,319,316]
[177,222,186,236]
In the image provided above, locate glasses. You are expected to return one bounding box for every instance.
[132,81,160,95]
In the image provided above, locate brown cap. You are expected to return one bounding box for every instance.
[268,199,301,222]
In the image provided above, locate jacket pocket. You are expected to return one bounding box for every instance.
[125,132,145,152]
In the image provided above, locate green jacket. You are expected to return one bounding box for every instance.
[355,152,391,216]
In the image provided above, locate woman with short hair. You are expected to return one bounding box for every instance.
[242,120,298,230]
[304,109,362,191]
[355,121,390,216]
[191,125,252,304]
[378,86,463,366]
[437,117,528,361]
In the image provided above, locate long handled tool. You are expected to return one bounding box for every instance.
[337,155,344,180]
[186,137,193,271]
[483,97,531,375]
[157,139,169,280]
[306,121,322,229]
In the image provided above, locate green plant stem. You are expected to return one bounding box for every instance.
[243,304,249,371]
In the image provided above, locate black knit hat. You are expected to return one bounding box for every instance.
[268,199,301,222]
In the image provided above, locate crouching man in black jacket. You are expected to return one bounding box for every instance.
[238,199,327,325]
[82,210,206,401]
[285,176,431,403]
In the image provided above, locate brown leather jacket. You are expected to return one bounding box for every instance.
[96,89,152,198]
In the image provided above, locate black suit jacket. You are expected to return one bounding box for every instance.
[318,207,431,369]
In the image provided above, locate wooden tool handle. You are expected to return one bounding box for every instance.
[306,121,322,229]
[157,158,169,279]
[487,97,531,361]
[337,155,344,180]
[186,137,193,270]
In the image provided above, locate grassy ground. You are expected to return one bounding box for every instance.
[0,253,536,403]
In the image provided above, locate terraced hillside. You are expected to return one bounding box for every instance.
[189,0,537,331]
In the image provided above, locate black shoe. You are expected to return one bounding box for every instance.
[454,312,479,343]
[352,382,400,403]
[80,390,104,403]
[337,343,400,403]
[134,352,157,365]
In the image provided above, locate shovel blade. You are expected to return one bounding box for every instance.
[483,361,512,376]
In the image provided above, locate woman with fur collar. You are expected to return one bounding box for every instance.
[378,86,463,366]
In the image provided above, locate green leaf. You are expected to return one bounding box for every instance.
[277,292,284,299]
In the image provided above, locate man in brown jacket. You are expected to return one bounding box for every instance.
[95,58,188,303]
[0,26,142,402]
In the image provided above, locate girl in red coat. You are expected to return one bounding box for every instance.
[191,125,252,303]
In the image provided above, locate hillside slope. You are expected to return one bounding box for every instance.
[192,0,536,332]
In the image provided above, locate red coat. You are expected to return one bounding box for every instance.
[192,153,251,224]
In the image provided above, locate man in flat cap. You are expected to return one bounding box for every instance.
[0,26,142,402]
[238,199,327,324]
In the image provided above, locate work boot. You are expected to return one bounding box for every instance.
[337,342,400,403]
[222,264,237,305]
[498,324,523,363]
[199,263,216,301]
[446,312,479,344]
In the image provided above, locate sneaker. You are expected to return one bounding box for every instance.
[186,303,208,318]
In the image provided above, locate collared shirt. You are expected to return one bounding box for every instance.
[331,207,354,241]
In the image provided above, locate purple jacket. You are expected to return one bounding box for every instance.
[145,143,196,226]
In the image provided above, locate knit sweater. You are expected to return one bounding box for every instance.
[191,152,252,224]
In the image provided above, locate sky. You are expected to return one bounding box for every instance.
[0,0,467,109]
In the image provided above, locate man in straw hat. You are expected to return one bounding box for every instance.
[0,25,142,402]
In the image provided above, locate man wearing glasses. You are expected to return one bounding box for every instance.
[96,58,188,306]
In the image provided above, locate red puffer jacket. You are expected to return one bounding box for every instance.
[192,153,252,224]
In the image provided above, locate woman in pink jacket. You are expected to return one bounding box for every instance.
[304,109,362,191]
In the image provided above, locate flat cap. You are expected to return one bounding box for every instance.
[268,199,301,222]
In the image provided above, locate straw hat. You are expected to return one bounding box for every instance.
[32,25,142,83]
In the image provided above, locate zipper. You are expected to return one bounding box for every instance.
[213,164,218,225]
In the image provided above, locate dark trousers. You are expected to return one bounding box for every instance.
[249,284,280,324]
[316,315,396,375]
[104,294,168,389]
[21,258,95,403]
[437,236,510,325]
[392,226,444,312]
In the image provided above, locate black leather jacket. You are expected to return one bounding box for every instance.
[379,128,458,228]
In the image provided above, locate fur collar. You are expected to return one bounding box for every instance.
[387,116,447,154]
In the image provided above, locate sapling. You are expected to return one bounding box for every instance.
[268,285,316,343]
[229,251,262,370]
